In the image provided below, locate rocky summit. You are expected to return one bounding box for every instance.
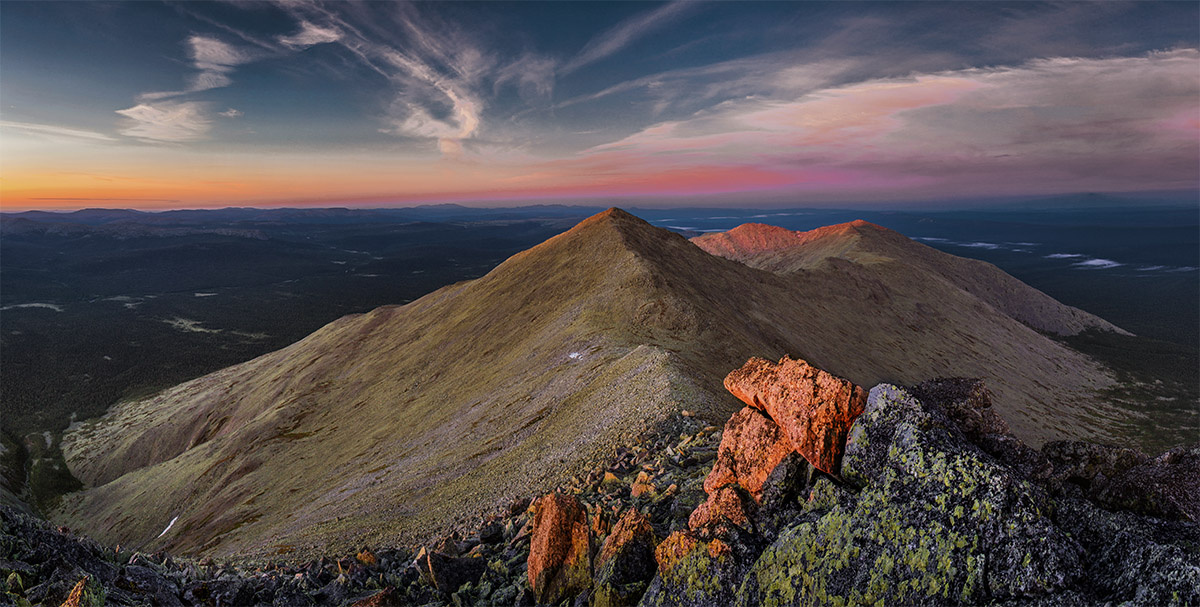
[5,358,1196,606]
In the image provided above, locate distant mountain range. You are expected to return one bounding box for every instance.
[54,209,1129,560]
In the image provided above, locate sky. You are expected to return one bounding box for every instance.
[1,1,1197,211]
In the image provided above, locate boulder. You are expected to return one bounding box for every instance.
[638,531,743,607]
[593,509,656,607]
[723,356,867,474]
[738,384,1084,605]
[1093,444,1200,521]
[58,577,87,607]
[631,472,657,498]
[527,493,592,605]
[688,486,753,533]
[1053,497,1200,604]
[355,548,378,567]
[912,377,1052,481]
[704,407,796,502]
[908,377,1008,439]
[1042,440,1148,493]
[413,547,487,595]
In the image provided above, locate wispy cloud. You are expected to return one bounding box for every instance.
[547,49,1200,199]
[0,120,116,142]
[116,101,211,142]
[118,34,254,142]
[274,2,512,159]
[561,1,697,74]
[219,108,243,118]
[140,35,252,101]
[278,21,342,49]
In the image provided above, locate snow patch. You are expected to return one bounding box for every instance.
[1046,253,1085,259]
[194,292,218,297]
[157,516,179,539]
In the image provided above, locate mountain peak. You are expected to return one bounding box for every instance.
[570,207,646,231]
[693,219,1125,337]
[694,220,892,261]
[519,206,688,266]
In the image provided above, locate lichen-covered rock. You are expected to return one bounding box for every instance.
[737,384,1082,606]
[1093,444,1200,522]
[638,532,743,607]
[704,408,797,502]
[723,356,867,474]
[1054,497,1200,605]
[593,509,656,607]
[527,493,592,605]
[1042,439,1148,493]
[909,378,1054,481]
[908,377,1008,439]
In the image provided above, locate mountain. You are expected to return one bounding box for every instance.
[692,220,1126,336]
[54,209,1126,559]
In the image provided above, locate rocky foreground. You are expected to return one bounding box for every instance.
[4,357,1198,606]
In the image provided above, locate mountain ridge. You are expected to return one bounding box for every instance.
[693,220,1126,336]
[55,208,1128,559]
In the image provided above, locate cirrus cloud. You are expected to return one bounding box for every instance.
[572,49,1200,199]
[116,101,211,142]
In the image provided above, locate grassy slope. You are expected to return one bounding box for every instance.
[56,209,1123,560]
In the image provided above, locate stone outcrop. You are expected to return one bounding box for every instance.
[740,384,1085,605]
[724,356,867,474]
[640,531,745,607]
[412,547,486,594]
[1093,444,1200,522]
[688,485,754,533]
[526,492,592,605]
[704,407,797,501]
[4,358,1196,607]
[592,509,656,607]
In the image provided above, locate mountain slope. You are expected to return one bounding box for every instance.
[55,209,1124,559]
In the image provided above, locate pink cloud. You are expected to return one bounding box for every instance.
[548,49,1199,201]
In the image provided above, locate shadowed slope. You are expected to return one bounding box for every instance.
[57,210,1122,559]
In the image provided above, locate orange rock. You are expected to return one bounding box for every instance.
[590,503,610,537]
[527,493,592,604]
[59,577,87,607]
[704,406,796,502]
[592,506,652,583]
[630,471,656,498]
[707,538,733,560]
[654,531,700,574]
[356,548,378,566]
[688,485,752,531]
[724,356,867,474]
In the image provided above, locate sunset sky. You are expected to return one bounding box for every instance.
[1,1,1197,211]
